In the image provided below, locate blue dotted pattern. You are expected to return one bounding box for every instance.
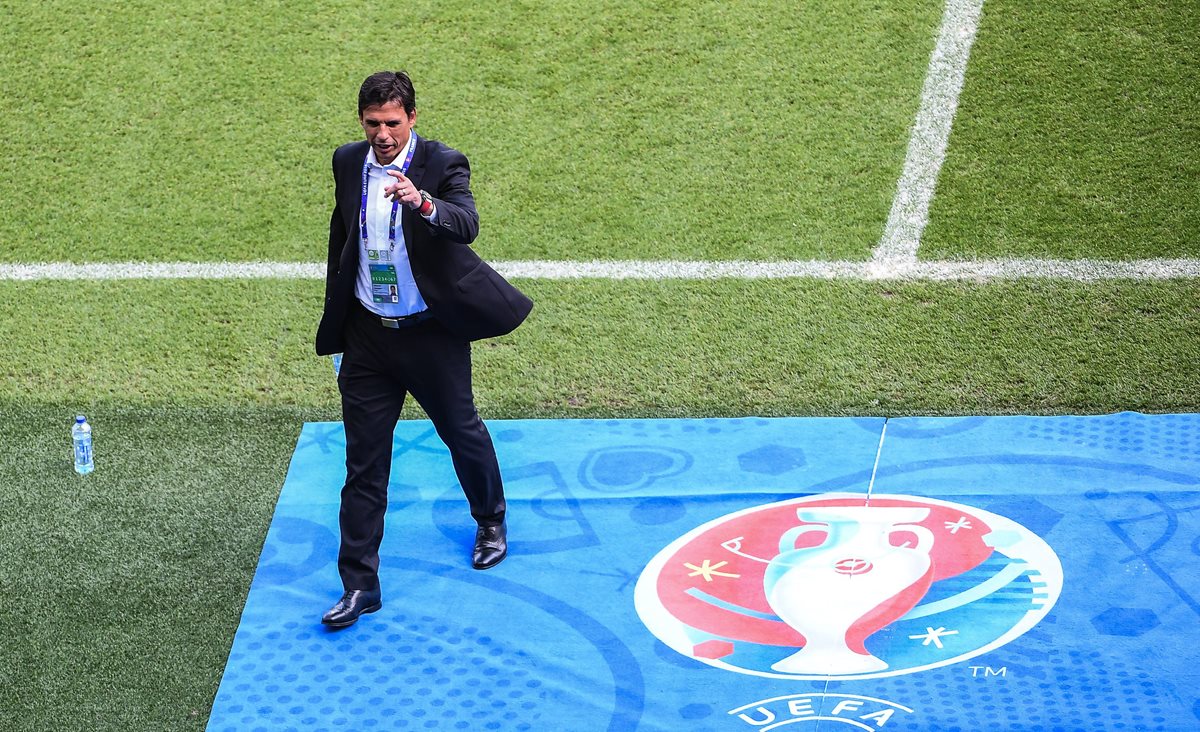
[858,649,1182,731]
[1018,414,1199,462]
[572,418,771,440]
[212,617,546,732]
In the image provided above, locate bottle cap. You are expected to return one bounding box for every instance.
[75,415,86,423]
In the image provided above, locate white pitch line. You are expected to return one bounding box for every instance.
[872,0,985,267]
[496,259,864,280]
[0,261,324,281]
[3,258,1199,282]
[877,258,1200,282]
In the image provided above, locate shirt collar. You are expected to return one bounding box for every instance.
[365,146,388,169]
[365,134,415,169]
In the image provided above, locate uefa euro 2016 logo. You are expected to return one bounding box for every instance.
[635,493,1063,680]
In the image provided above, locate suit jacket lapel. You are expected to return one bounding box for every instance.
[339,142,370,275]
[341,141,369,227]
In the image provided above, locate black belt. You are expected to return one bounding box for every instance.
[356,300,434,329]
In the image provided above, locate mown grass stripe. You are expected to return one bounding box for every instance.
[873,0,986,264]
[4,258,1200,282]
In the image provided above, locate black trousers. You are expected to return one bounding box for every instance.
[336,300,506,591]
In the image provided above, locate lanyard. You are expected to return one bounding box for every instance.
[359,132,418,251]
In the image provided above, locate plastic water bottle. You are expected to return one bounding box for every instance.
[72,415,94,475]
[332,353,343,375]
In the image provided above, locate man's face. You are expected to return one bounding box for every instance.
[359,101,416,165]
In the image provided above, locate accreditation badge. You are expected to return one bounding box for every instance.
[369,263,400,303]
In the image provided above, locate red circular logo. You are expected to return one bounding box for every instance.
[635,492,1063,679]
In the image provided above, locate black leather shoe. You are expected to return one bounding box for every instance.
[321,589,382,628]
[472,521,508,570]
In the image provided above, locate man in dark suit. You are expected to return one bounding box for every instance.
[315,71,532,628]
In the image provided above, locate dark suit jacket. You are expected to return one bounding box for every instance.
[315,138,532,355]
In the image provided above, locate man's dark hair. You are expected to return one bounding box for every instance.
[358,71,416,116]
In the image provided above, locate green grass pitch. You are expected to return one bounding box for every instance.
[0,1,1196,729]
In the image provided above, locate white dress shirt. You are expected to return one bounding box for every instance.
[356,145,430,317]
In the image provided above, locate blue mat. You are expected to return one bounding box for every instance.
[208,414,1200,731]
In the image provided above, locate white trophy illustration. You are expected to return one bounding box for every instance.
[764,506,934,674]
